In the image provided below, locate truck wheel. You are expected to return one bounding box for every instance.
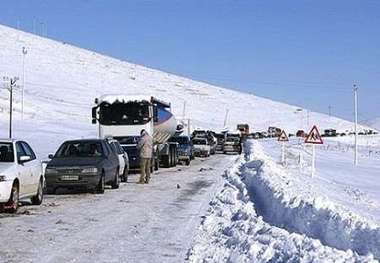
[6,184,19,213]
[162,156,170,168]
[31,178,44,205]
[111,169,120,189]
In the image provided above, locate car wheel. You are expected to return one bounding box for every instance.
[111,169,120,189]
[31,179,44,205]
[6,184,19,213]
[96,173,105,194]
[186,159,190,166]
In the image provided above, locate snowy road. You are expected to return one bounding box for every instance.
[0,155,235,263]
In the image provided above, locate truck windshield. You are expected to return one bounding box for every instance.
[0,143,14,162]
[55,141,103,158]
[99,101,150,125]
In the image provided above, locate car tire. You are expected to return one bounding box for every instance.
[6,184,19,213]
[111,169,120,189]
[96,173,105,194]
[31,179,44,205]
[185,159,190,166]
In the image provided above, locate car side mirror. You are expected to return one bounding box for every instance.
[92,106,97,124]
[48,154,54,159]
[19,155,31,163]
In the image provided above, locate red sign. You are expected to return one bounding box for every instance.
[305,125,323,144]
[278,131,289,142]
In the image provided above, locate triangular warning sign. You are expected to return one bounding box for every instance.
[278,131,289,142]
[305,125,323,144]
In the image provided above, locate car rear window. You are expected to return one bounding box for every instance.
[0,143,14,162]
[55,141,104,158]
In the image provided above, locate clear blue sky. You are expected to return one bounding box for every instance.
[1,0,379,121]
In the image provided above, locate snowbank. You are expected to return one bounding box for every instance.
[245,140,380,259]
[188,146,376,262]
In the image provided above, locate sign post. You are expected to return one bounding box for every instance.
[305,125,323,177]
[278,130,289,165]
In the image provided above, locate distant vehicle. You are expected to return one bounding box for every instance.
[45,139,120,194]
[92,95,178,169]
[324,129,337,137]
[214,133,225,152]
[223,136,242,154]
[192,138,211,157]
[296,130,306,138]
[191,130,217,154]
[237,124,250,138]
[268,127,282,138]
[0,139,44,213]
[106,138,129,182]
[169,136,193,165]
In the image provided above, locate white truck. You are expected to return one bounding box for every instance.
[91,95,179,170]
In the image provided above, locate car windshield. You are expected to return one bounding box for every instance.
[55,141,103,158]
[226,137,239,142]
[193,139,206,145]
[0,142,14,162]
[115,136,140,145]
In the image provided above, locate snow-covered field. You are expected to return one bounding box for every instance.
[189,140,379,262]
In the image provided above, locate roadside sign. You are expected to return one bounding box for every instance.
[278,131,289,142]
[305,125,323,144]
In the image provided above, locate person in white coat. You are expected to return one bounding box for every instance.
[137,129,153,184]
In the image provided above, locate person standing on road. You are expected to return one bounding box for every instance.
[137,129,153,184]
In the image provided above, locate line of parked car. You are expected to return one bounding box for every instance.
[0,131,242,213]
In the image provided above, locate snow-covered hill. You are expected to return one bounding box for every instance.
[363,117,380,131]
[0,23,368,155]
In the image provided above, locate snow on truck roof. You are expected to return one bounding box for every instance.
[97,94,171,108]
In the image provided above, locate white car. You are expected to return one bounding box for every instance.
[192,138,211,157]
[0,139,44,213]
[107,139,129,182]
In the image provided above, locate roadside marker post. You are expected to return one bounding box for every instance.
[278,130,289,166]
[305,125,323,177]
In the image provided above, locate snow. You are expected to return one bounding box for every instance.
[0,24,379,262]
[0,156,234,263]
[188,142,377,262]
[363,117,380,131]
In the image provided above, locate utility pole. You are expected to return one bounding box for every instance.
[354,85,358,166]
[328,105,332,117]
[22,46,28,120]
[223,109,229,128]
[2,77,19,138]
[182,101,186,118]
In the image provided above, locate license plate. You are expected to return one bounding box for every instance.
[61,175,79,181]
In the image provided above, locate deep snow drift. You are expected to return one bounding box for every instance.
[188,141,378,262]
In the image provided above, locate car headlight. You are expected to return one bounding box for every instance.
[81,167,98,174]
[0,175,7,182]
[45,168,58,174]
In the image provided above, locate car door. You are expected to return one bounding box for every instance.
[15,142,29,196]
[21,142,41,195]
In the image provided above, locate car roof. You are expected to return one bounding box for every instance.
[63,139,104,143]
[0,138,18,143]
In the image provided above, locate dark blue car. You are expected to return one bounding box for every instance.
[169,136,194,165]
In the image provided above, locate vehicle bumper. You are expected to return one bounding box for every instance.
[223,145,241,153]
[0,181,13,203]
[45,173,101,190]
[194,150,209,156]
[178,155,190,161]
